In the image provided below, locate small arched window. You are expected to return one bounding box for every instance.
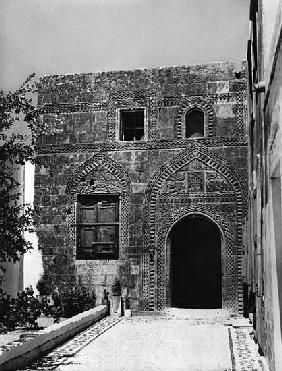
[185,108,204,138]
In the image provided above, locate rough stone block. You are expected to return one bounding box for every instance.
[132,183,147,194]
[216,104,235,118]
[91,275,106,285]
[102,264,119,276]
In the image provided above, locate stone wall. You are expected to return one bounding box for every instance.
[244,1,282,369]
[260,20,282,371]
[36,62,248,313]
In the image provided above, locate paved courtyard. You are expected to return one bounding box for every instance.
[23,311,265,371]
[59,318,231,371]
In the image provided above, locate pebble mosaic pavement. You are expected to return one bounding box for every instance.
[11,315,267,371]
[229,326,268,371]
[20,316,121,371]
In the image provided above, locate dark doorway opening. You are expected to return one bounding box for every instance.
[171,215,222,308]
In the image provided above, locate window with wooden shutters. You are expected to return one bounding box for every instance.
[76,195,119,259]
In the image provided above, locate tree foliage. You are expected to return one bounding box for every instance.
[0,74,39,262]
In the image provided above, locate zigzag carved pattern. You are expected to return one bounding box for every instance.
[155,206,236,312]
[36,137,247,155]
[65,153,131,255]
[66,153,131,195]
[143,141,247,312]
[175,96,216,139]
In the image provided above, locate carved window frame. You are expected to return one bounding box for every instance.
[175,98,216,139]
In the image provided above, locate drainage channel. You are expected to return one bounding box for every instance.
[20,316,121,371]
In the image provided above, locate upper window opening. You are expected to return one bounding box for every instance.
[120,109,144,141]
[185,109,204,138]
[76,194,119,260]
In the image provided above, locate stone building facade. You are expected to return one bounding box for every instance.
[245,0,282,370]
[35,61,247,314]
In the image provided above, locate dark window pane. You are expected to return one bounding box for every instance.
[185,109,204,138]
[135,128,144,140]
[120,109,144,141]
[94,244,116,254]
[77,248,95,259]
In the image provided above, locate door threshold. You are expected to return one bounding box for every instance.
[164,308,230,319]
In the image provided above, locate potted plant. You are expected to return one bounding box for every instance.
[124,295,132,317]
[36,275,52,303]
[111,278,121,314]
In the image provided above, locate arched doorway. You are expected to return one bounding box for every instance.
[170,215,222,309]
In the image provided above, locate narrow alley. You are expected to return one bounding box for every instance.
[22,311,264,371]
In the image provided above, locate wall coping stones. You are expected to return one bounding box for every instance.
[0,305,108,371]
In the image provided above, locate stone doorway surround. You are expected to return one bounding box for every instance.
[142,142,247,314]
[161,210,235,313]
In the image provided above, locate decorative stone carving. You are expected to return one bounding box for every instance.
[175,96,216,139]
[36,64,247,312]
[142,141,246,312]
[36,137,247,155]
[66,153,131,256]
[156,207,236,311]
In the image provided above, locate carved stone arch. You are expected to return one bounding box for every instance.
[66,153,131,195]
[175,96,216,139]
[142,141,246,312]
[66,153,131,256]
[155,207,236,312]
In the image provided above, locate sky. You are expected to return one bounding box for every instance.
[0,0,249,92]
